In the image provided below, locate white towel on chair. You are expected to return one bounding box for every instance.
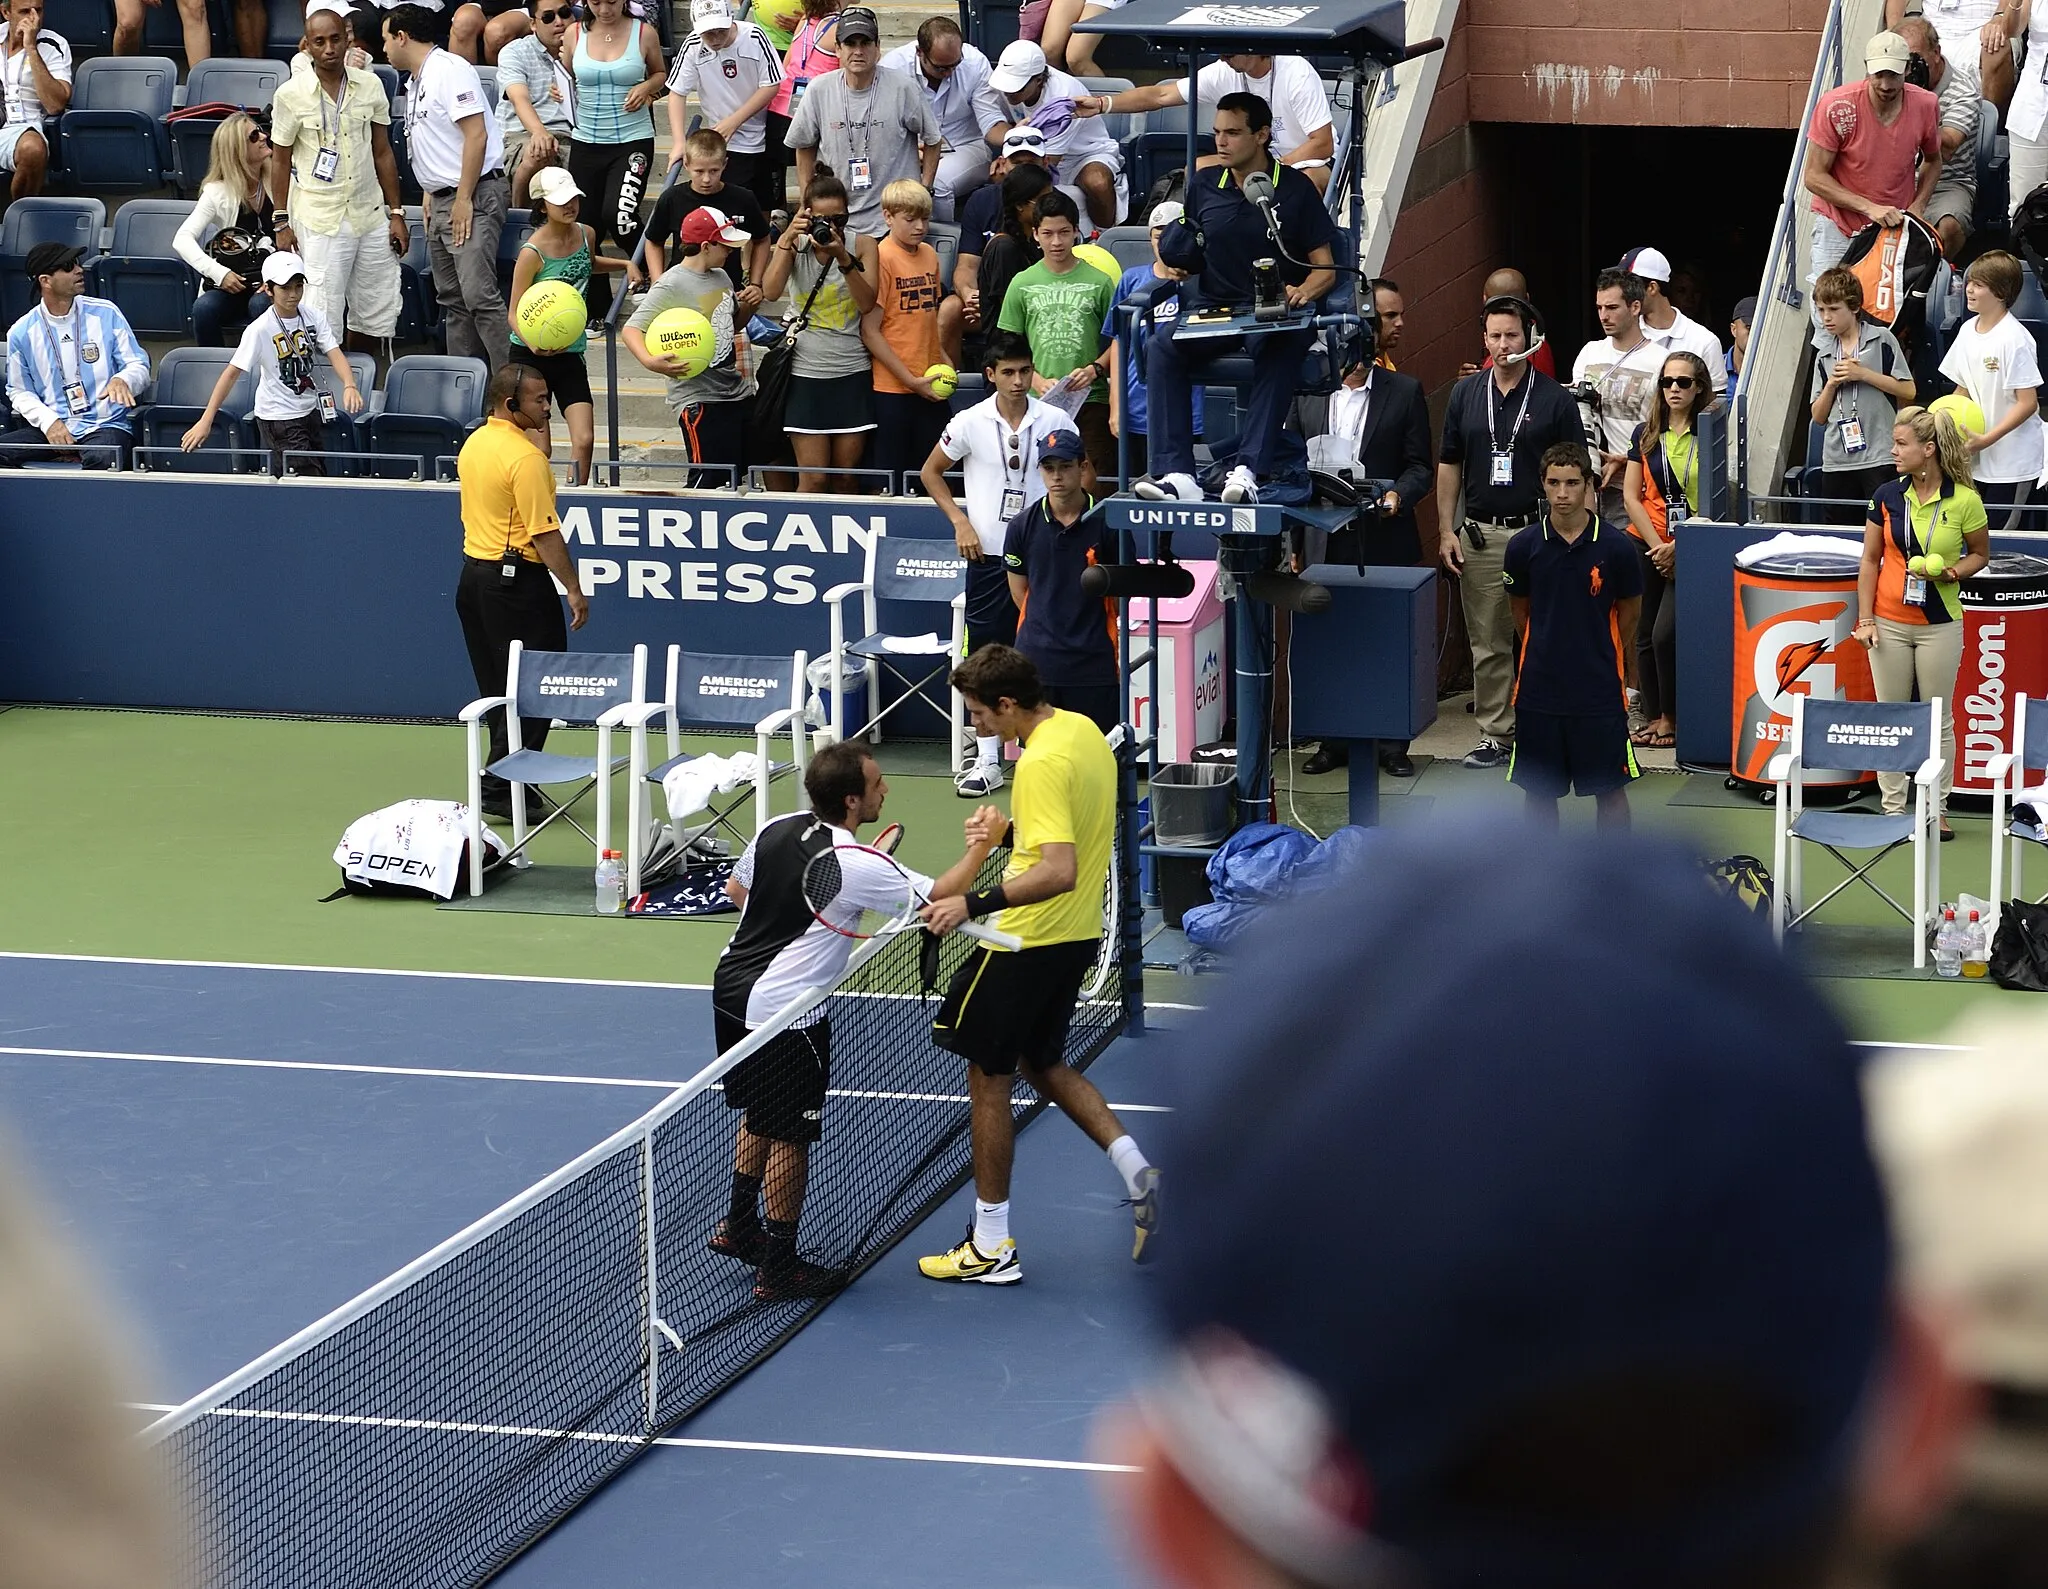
[661,752,765,820]
[881,632,950,653]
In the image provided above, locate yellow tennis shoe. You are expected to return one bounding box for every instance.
[917,1226,1021,1284]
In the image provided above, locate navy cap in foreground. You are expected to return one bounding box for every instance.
[1146,828,1890,1589]
[1038,429,1086,464]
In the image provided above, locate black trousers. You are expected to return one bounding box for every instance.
[0,422,131,469]
[1636,541,1676,725]
[455,555,568,791]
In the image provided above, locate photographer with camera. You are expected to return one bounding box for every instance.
[1897,18,1980,262]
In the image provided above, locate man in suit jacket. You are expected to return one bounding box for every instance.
[1289,352,1434,776]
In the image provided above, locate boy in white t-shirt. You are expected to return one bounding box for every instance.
[1939,249,2044,528]
[917,327,1077,795]
[179,251,362,475]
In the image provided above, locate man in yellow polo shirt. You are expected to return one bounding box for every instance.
[456,361,588,822]
[918,643,1159,1285]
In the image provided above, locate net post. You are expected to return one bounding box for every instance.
[641,1130,659,1430]
[1117,728,1146,1036]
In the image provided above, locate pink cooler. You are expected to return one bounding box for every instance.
[1127,561,1226,764]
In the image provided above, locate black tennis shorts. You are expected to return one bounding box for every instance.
[1508,707,1641,799]
[932,939,1099,1077]
[715,1008,832,1144]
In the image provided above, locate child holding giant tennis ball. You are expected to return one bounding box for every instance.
[624,205,758,487]
[863,178,962,490]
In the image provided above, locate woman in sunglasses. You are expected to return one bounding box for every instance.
[174,111,278,346]
[1621,349,1713,751]
[496,0,577,206]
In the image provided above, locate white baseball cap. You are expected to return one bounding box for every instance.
[530,165,585,206]
[1867,29,1912,75]
[690,0,734,31]
[990,39,1047,94]
[1148,199,1185,229]
[261,250,309,285]
[1616,245,1671,283]
[303,0,351,19]
[1000,123,1046,157]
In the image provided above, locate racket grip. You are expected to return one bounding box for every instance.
[959,921,1023,951]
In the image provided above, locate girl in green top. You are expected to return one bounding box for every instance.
[1622,349,1713,750]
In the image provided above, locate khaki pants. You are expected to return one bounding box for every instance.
[1869,616,1962,814]
[1459,521,1518,744]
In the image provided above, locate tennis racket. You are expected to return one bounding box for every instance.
[801,841,1021,950]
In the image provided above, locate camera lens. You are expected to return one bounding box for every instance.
[808,216,838,244]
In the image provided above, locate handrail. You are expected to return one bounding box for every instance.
[602,121,690,470]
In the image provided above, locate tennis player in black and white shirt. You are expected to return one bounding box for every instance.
[709,739,1002,1301]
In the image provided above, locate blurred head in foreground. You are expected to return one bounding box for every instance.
[0,1132,181,1589]
[1104,829,1973,1589]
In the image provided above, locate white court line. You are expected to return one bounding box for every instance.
[1850,1039,1981,1052]
[124,1403,1136,1474]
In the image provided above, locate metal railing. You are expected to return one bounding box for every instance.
[602,138,688,469]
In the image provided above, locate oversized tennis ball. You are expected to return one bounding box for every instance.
[1908,555,1927,575]
[646,307,715,377]
[1073,242,1120,281]
[514,279,586,354]
[1930,391,1987,437]
[924,362,957,399]
[1924,553,1947,577]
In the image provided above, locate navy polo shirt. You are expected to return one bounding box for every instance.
[1502,514,1644,716]
[1439,367,1586,524]
[1003,494,1119,684]
[1180,159,1339,314]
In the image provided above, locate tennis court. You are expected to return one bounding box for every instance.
[0,704,2010,1588]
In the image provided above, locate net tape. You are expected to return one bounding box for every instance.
[146,847,1133,1589]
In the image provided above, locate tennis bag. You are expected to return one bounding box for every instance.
[327,799,508,901]
[1988,899,2048,991]
[1700,854,1773,919]
[1837,213,1940,342]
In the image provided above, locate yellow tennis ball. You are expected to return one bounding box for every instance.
[1924,553,1947,577]
[646,307,715,377]
[1073,242,1121,281]
[1930,391,1987,438]
[1908,555,1927,575]
[924,362,957,399]
[514,279,586,354]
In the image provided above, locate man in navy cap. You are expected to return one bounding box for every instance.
[1101,828,1976,1589]
[1001,426,1120,731]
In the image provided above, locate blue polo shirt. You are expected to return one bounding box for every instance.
[1003,493,1118,685]
[1502,514,1644,716]
[1176,158,1339,314]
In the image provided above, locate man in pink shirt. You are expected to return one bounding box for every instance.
[1802,31,1942,293]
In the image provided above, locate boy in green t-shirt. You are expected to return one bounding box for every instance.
[996,188,1117,485]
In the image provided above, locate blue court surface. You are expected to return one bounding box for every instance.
[0,952,1173,1588]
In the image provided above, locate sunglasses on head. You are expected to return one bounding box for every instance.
[1659,374,1696,389]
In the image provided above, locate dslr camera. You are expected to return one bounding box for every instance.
[808,214,843,247]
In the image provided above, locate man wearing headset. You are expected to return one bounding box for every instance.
[1433,296,1582,772]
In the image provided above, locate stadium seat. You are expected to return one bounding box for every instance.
[946,369,985,412]
[928,220,959,295]
[364,353,487,478]
[1099,224,1150,273]
[42,0,112,54]
[89,197,199,336]
[1975,97,2008,244]
[263,0,309,59]
[475,64,499,113]
[172,59,287,193]
[136,345,257,474]
[820,537,970,771]
[299,349,379,472]
[60,56,176,191]
[497,212,537,300]
[1123,103,1211,206]
[1781,421,1827,525]
[0,197,105,322]
[395,204,441,345]
[140,0,222,54]
[622,644,811,896]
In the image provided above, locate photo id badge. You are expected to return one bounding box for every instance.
[63,380,88,414]
[1905,573,1928,604]
[1840,417,1865,453]
[848,158,872,191]
[1489,449,1514,487]
[1667,499,1688,526]
[1000,487,1024,520]
[318,391,338,423]
[312,146,341,183]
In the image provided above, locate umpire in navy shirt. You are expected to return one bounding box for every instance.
[1004,429,1120,731]
[1132,92,1337,509]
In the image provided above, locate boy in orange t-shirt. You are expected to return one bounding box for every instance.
[863,178,966,487]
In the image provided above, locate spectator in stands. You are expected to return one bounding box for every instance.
[386,5,513,370]
[563,0,663,323]
[1136,93,1337,508]
[863,178,961,490]
[1104,199,1201,484]
[626,204,757,485]
[179,251,362,476]
[956,134,1049,336]
[1077,52,1337,192]
[758,172,879,493]
[1939,248,2045,529]
[998,189,1116,483]
[113,0,261,73]
[1898,18,1981,262]
[1617,245,1729,394]
[987,39,1125,229]
[1886,0,2016,109]
[1370,276,1402,366]
[1035,0,1113,76]
[1,243,149,470]
[0,0,66,203]
[1730,293,1756,377]
[1459,267,1556,378]
[2005,0,2048,215]
[1623,350,1715,753]
[645,129,769,306]
[1436,298,1583,771]
[765,0,844,220]
[883,17,1007,223]
[1809,264,1915,525]
[175,112,279,349]
[1570,267,1665,531]
[667,0,785,220]
[495,0,576,205]
[788,5,940,239]
[509,167,628,484]
[272,3,408,362]
[1804,31,1942,293]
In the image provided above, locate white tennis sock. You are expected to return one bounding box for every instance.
[974,1199,1011,1253]
[976,735,1001,767]
[1108,1136,1152,1198]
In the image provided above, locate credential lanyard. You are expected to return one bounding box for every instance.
[39,307,81,390]
[319,74,348,146]
[1485,371,1533,457]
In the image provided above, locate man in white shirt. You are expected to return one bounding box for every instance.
[883,16,1008,223]
[1075,52,1335,191]
[987,39,1124,228]
[667,0,784,217]
[0,0,68,201]
[385,2,511,369]
[1570,266,1666,528]
[1616,246,1730,396]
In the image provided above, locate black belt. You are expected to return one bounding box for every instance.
[1470,508,1539,529]
[430,170,505,199]
[464,552,542,568]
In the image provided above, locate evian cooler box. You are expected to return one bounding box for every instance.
[1126,560,1226,764]
[1956,553,2048,797]
[1731,542,1876,787]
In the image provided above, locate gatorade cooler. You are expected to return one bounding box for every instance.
[1127,561,1226,764]
[1955,553,2048,797]
[1731,546,1876,787]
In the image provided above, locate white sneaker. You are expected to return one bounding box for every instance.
[955,761,1004,797]
[1134,471,1202,503]
[1220,465,1260,504]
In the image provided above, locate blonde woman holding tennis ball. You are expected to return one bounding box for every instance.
[1854,405,1992,838]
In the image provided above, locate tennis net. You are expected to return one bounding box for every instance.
[145,822,1139,1589]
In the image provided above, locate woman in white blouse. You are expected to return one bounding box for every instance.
[172,112,278,346]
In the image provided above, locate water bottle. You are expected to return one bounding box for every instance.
[1933,907,1963,979]
[1962,908,1991,979]
[595,849,625,915]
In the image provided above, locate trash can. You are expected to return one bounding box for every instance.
[1731,545,1876,787]
[1152,762,1235,846]
[1956,552,2048,797]
[1127,561,1226,764]
[806,654,867,742]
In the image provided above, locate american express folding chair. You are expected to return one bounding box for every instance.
[821,537,969,773]
[1989,692,2048,903]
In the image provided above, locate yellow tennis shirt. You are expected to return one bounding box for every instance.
[459,416,560,563]
[998,708,1117,949]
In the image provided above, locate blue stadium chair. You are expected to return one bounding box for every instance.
[297,349,378,472]
[497,212,537,300]
[946,369,985,413]
[1123,103,1211,206]
[1099,224,1151,273]
[136,345,258,473]
[381,65,423,204]
[172,59,286,192]
[475,63,499,113]
[929,219,959,295]
[42,0,112,54]
[1975,97,2008,242]
[364,353,487,478]
[1781,422,1826,525]
[263,0,309,59]
[140,0,213,53]
[89,198,199,336]
[0,197,106,322]
[395,203,442,345]
[60,56,176,191]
